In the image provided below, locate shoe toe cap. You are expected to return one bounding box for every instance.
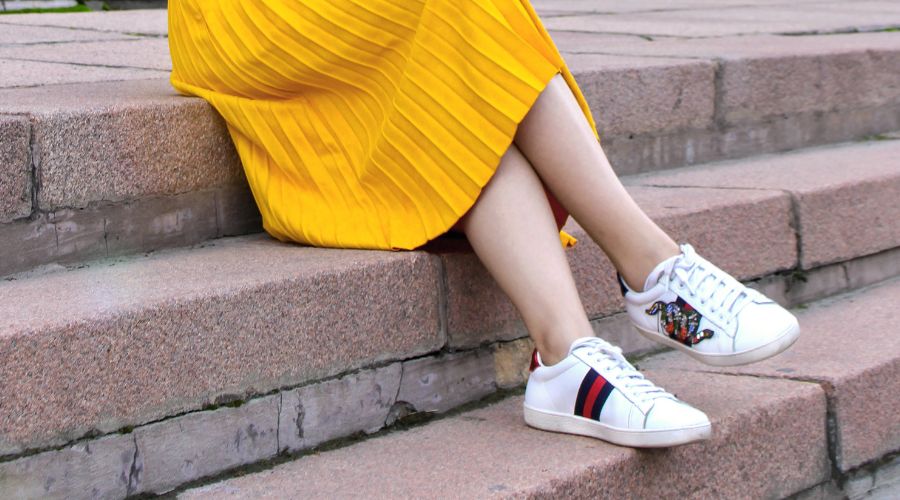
[644,398,710,431]
[733,303,799,352]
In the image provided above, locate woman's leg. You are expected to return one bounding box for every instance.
[514,74,679,291]
[457,144,594,366]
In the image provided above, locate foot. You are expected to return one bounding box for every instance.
[622,244,800,367]
[524,337,711,448]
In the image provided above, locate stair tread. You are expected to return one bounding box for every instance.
[642,277,900,471]
[180,279,900,499]
[1,136,897,455]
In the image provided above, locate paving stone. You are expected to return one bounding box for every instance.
[134,396,280,495]
[0,9,167,36]
[632,140,900,268]
[0,433,137,500]
[0,235,443,455]
[104,191,218,257]
[0,115,30,223]
[533,0,829,16]
[0,23,135,45]
[180,373,827,499]
[641,278,900,471]
[0,38,172,71]
[278,364,402,453]
[543,8,900,38]
[0,80,243,211]
[567,54,715,136]
[0,58,167,88]
[396,350,496,414]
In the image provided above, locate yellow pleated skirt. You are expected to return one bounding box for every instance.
[168,0,599,250]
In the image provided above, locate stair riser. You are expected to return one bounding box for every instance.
[0,186,261,277]
[602,103,900,176]
[0,345,501,498]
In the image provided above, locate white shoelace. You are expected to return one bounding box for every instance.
[574,338,674,405]
[664,245,753,325]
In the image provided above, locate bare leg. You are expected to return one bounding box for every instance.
[457,144,594,365]
[515,74,679,291]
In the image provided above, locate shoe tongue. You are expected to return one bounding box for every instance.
[568,336,602,356]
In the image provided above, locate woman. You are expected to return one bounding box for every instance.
[168,0,799,448]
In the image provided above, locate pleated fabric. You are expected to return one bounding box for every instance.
[168,0,599,250]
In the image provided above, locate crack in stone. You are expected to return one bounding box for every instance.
[0,55,167,73]
[125,434,142,496]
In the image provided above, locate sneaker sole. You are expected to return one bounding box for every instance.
[634,321,800,367]
[523,404,711,448]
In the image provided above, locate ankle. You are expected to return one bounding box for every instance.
[535,330,595,366]
[619,245,680,292]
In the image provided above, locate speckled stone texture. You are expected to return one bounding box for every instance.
[631,140,900,268]
[554,32,900,125]
[549,31,900,174]
[0,58,168,89]
[0,235,443,455]
[179,373,827,499]
[0,115,30,223]
[566,54,715,137]
[642,278,900,472]
[443,183,795,348]
[0,38,172,72]
[0,23,133,46]
[543,8,900,39]
[0,10,168,37]
[134,396,280,495]
[0,80,242,211]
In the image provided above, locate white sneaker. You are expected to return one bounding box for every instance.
[524,337,711,448]
[623,244,800,367]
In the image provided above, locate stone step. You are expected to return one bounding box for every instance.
[175,278,900,499]
[176,278,900,499]
[1,18,899,274]
[1,137,899,497]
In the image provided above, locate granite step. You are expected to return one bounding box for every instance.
[0,136,899,497]
[177,278,900,500]
[1,28,899,275]
[1,136,898,458]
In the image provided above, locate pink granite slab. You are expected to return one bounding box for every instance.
[181,373,827,499]
[641,278,900,471]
